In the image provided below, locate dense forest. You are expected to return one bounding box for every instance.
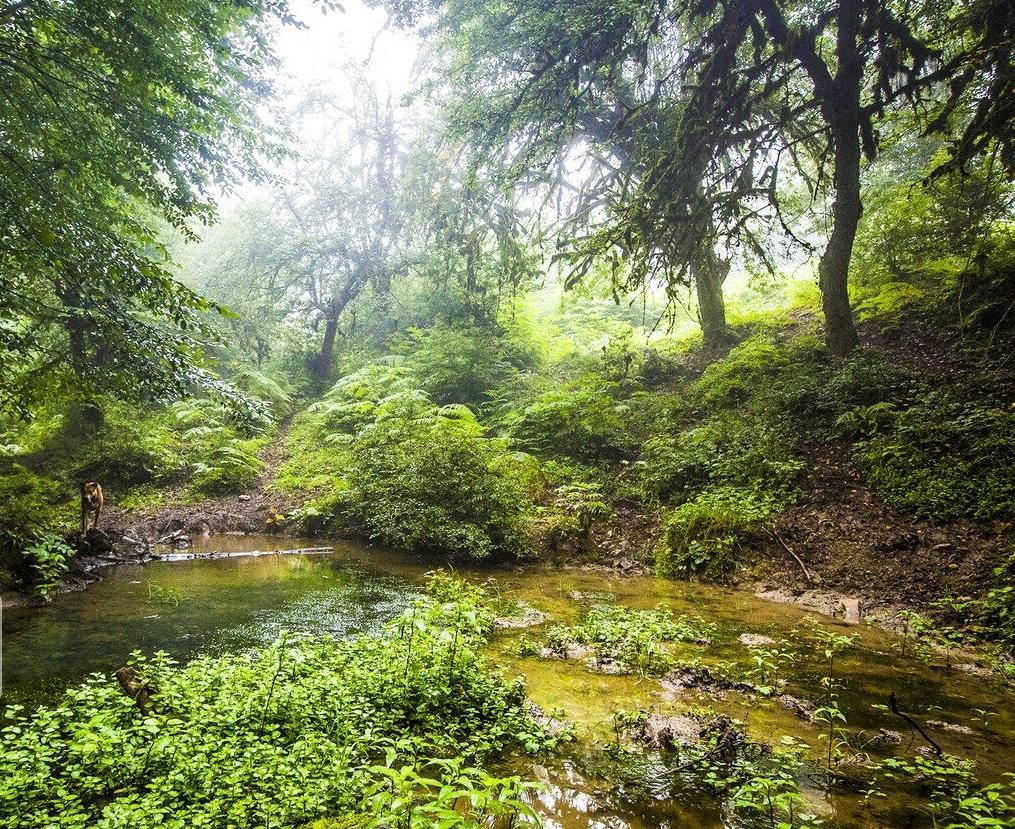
[1,0,1014,827]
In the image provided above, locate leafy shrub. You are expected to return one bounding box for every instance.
[847,393,1015,518]
[508,378,633,461]
[779,347,917,425]
[189,437,265,495]
[343,398,530,559]
[0,464,74,590]
[401,324,521,407]
[230,366,294,416]
[72,403,183,486]
[961,551,1015,655]
[655,486,782,579]
[690,335,789,410]
[21,533,75,599]
[0,573,550,829]
[639,415,802,504]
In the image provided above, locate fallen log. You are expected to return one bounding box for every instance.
[156,546,335,561]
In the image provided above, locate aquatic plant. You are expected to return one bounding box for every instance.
[543,602,714,675]
[0,573,552,829]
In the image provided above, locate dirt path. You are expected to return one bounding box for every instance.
[103,419,299,541]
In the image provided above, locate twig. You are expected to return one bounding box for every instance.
[768,528,814,583]
[888,692,942,757]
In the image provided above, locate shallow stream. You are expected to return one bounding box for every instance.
[3,535,1012,828]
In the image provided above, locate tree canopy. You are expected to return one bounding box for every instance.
[0,0,303,418]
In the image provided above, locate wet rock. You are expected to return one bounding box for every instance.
[775,694,816,721]
[738,633,777,647]
[541,643,593,661]
[494,604,549,629]
[526,702,570,738]
[840,597,862,625]
[868,729,903,746]
[755,587,863,624]
[661,666,753,697]
[634,714,704,751]
[953,662,993,677]
[587,656,627,675]
[926,720,976,736]
[188,519,211,538]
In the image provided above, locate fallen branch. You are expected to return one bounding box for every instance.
[767,528,814,583]
[888,692,942,756]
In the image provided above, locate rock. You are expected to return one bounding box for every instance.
[634,714,704,750]
[775,694,816,721]
[926,719,976,735]
[839,597,862,624]
[738,633,777,647]
[237,494,251,502]
[868,729,903,746]
[588,656,627,675]
[540,643,593,661]
[526,702,570,738]
[188,519,211,538]
[494,604,549,629]
[661,666,753,697]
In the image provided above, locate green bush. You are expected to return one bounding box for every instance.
[543,603,715,674]
[21,533,75,599]
[343,402,530,559]
[690,335,789,410]
[0,574,550,829]
[638,415,802,504]
[508,378,633,461]
[400,324,522,407]
[655,486,782,579]
[963,551,1015,655]
[0,464,74,590]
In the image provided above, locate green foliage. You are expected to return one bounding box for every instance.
[0,464,74,590]
[506,377,633,461]
[537,481,611,547]
[845,393,1015,518]
[344,401,529,559]
[0,0,291,418]
[655,486,783,579]
[281,367,531,558]
[0,574,550,829]
[400,325,523,407]
[956,552,1015,655]
[639,415,802,504]
[20,534,75,600]
[544,603,714,674]
[690,336,790,410]
[730,738,822,828]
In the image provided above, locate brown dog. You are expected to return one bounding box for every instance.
[81,481,103,534]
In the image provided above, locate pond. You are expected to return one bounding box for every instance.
[3,535,1013,828]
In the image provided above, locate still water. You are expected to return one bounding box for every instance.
[3,535,1013,828]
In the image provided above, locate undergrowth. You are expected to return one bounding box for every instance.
[0,573,554,829]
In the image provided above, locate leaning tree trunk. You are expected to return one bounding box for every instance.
[690,246,732,349]
[819,120,862,357]
[818,0,863,358]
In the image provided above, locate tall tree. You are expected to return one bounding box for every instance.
[385,0,1015,355]
[0,0,309,418]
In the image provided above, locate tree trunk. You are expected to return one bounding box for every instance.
[315,299,341,381]
[818,0,863,357]
[690,246,732,349]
